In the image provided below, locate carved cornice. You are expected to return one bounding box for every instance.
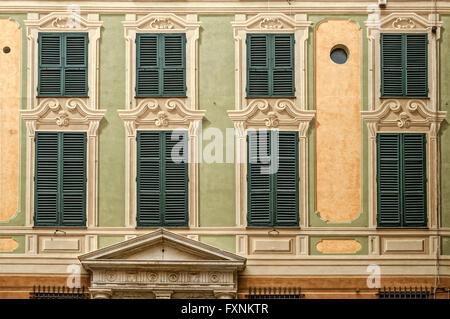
[122,13,201,32]
[24,12,103,31]
[227,99,315,134]
[366,12,442,31]
[361,99,447,136]
[231,13,312,30]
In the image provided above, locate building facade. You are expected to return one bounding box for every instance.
[0,0,450,299]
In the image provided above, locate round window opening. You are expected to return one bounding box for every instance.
[330,45,349,64]
[3,46,11,54]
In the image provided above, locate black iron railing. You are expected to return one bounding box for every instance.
[246,287,304,299]
[30,285,89,299]
[377,286,435,299]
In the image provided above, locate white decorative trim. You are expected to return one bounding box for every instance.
[24,12,103,110]
[361,99,446,229]
[122,13,201,110]
[118,99,206,228]
[228,99,315,228]
[231,13,312,111]
[20,98,106,227]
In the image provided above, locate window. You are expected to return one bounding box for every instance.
[38,33,88,97]
[247,130,298,227]
[246,34,295,97]
[136,33,186,97]
[381,33,428,97]
[377,133,427,228]
[136,130,188,227]
[34,132,86,227]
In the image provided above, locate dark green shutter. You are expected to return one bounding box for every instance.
[137,131,162,226]
[247,130,299,227]
[402,134,427,227]
[272,35,294,96]
[61,132,86,226]
[247,34,270,97]
[34,132,86,227]
[247,130,272,226]
[38,33,88,97]
[34,132,59,226]
[377,134,402,227]
[377,133,427,228]
[136,34,186,97]
[381,33,428,97]
[137,131,188,227]
[275,131,298,226]
[64,34,88,96]
[38,34,63,96]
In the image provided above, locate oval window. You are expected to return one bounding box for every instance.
[330,46,348,64]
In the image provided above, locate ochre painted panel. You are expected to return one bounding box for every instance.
[315,20,361,222]
[0,238,18,252]
[316,239,362,254]
[0,19,20,222]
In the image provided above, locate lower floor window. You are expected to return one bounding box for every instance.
[136,130,189,227]
[247,130,299,227]
[34,132,86,227]
[377,133,427,228]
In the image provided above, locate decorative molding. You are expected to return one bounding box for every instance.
[228,99,315,228]
[122,13,201,110]
[24,12,103,110]
[118,99,206,228]
[361,99,447,229]
[231,13,312,111]
[20,98,106,228]
[392,17,416,29]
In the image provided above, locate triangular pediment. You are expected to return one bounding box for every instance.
[79,228,245,266]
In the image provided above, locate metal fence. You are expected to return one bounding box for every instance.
[377,286,435,299]
[30,285,89,299]
[246,287,304,299]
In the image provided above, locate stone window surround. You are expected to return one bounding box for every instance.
[363,13,447,229]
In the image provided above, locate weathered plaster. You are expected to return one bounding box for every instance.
[309,236,368,255]
[0,236,24,254]
[98,236,125,249]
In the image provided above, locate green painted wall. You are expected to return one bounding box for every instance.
[98,235,125,249]
[440,16,450,228]
[0,236,25,254]
[97,15,126,227]
[307,15,369,227]
[199,235,235,253]
[442,237,450,255]
[0,14,27,227]
[198,15,236,227]
[309,236,368,255]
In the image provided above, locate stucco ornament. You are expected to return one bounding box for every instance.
[397,112,411,128]
[56,110,69,127]
[264,111,280,128]
[150,18,174,29]
[155,111,169,127]
[392,17,416,29]
[260,17,283,29]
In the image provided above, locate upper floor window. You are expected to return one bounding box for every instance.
[377,133,427,228]
[34,132,86,227]
[136,130,188,227]
[38,33,88,97]
[136,33,186,97]
[246,34,295,98]
[381,33,428,98]
[247,130,298,227]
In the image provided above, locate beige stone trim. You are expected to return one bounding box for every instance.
[122,13,201,110]
[20,98,106,227]
[24,12,103,110]
[228,99,315,228]
[118,99,206,228]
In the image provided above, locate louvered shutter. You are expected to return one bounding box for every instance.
[247,34,270,97]
[247,130,272,226]
[60,133,86,226]
[402,134,427,227]
[64,34,88,96]
[381,34,404,97]
[163,131,188,226]
[274,131,298,226]
[136,34,160,96]
[272,34,294,96]
[377,134,402,227]
[137,131,162,226]
[38,34,62,96]
[34,132,59,226]
[405,34,428,97]
[162,34,186,96]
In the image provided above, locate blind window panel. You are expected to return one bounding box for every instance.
[136,34,186,97]
[34,132,86,227]
[38,33,88,97]
[381,33,428,98]
[247,34,294,97]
